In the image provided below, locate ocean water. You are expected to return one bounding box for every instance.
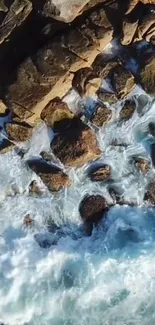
[1,83,155,325]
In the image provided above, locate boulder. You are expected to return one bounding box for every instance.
[79,194,108,224]
[72,67,99,96]
[121,18,139,45]
[40,151,53,162]
[5,121,33,142]
[119,99,136,120]
[24,214,33,227]
[97,89,118,104]
[27,159,71,192]
[139,55,155,95]
[0,138,14,154]
[28,180,43,196]
[111,65,135,99]
[91,105,112,127]
[89,165,111,181]
[144,181,155,204]
[51,118,101,167]
[0,100,8,116]
[41,97,74,132]
[11,102,34,120]
[92,55,119,78]
[133,157,150,174]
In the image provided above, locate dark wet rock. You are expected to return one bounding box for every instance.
[151,143,155,166]
[34,234,53,248]
[89,165,111,182]
[144,181,155,205]
[5,121,33,142]
[27,159,71,192]
[119,99,136,120]
[121,18,139,46]
[41,97,74,132]
[149,122,155,136]
[79,194,108,225]
[139,54,155,95]
[111,65,135,99]
[132,157,151,174]
[28,180,43,196]
[92,55,119,78]
[24,214,33,227]
[72,67,97,96]
[51,118,101,168]
[0,138,14,154]
[97,89,118,104]
[0,99,8,116]
[91,105,112,127]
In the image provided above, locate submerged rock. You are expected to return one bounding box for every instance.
[79,194,108,231]
[91,105,112,127]
[149,122,155,137]
[5,121,33,142]
[119,99,136,120]
[144,181,155,205]
[51,118,101,167]
[89,165,111,181]
[133,157,150,174]
[28,180,43,196]
[121,17,139,45]
[24,214,34,227]
[27,159,71,192]
[41,97,74,132]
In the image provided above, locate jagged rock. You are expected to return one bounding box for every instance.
[5,121,33,141]
[149,122,155,136]
[0,99,8,116]
[27,159,71,192]
[139,55,155,95]
[41,97,74,132]
[111,65,135,99]
[0,138,14,154]
[97,89,118,104]
[121,18,139,45]
[132,157,151,174]
[119,99,136,120]
[24,214,33,226]
[92,55,119,78]
[144,181,155,204]
[91,105,112,127]
[51,118,101,167]
[72,67,99,96]
[28,180,43,196]
[137,12,155,41]
[89,165,111,181]
[79,194,108,225]
[11,102,34,119]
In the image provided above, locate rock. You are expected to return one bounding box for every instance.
[41,97,74,132]
[51,118,101,167]
[89,165,111,181]
[149,122,155,136]
[111,65,135,99]
[85,78,101,97]
[79,194,108,224]
[0,100,8,116]
[137,12,155,41]
[125,0,155,14]
[92,55,119,78]
[137,94,149,116]
[72,67,97,96]
[24,214,33,226]
[11,102,34,120]
[144,181,155,205]
[139,55,155,95]
[121,18,139,45]
[5,121,33,142]
[97,89,118,104]
[40,151,53,162]
[119,99,136,120]
[28,180,43,196]
[27,159,71,192]
[0,138,14,154]
[151,143,155,166]
[91,105,112,127]
[133,157,150,174]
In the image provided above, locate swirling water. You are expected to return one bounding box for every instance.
[1,85,155,325]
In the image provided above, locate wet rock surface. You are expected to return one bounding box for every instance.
[91,105,112,127]
[119,99,136,120]
[51,118,101,167]
[28,180,43,196]
[89,165,111,181]
[5,121,33,142]
[139,55,155,96]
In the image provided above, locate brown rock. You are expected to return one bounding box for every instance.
[79,194,108,224]
[137,12,155,40]
[0,138,14,154]
[51,118,101,167]
[41,97,74,132]
[119,99,136,120]
[5,121,33,142]
[144,181,155,205]
[0,100,8,116]
[121,18,139,45]
[24,214,33,227]
[27,159,71,192]
[111,65,135,99]
[28,180,43,196]
[139,55,155,95]
[91,105,112,127]
[97,89,118,104]
[11,102,34,120]
[88,7,113,39]
[134,157,150,174]
[92,55,119,78]
[40,151,53,162]
[89,165,111,181]
[72,67,97,96]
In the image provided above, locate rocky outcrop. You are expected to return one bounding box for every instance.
[51,119,101,167]
[27,159,71,192]
[5,121,33,142]
[89,165,111,181]
[91,105,112,127]
[41,97,74,132]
